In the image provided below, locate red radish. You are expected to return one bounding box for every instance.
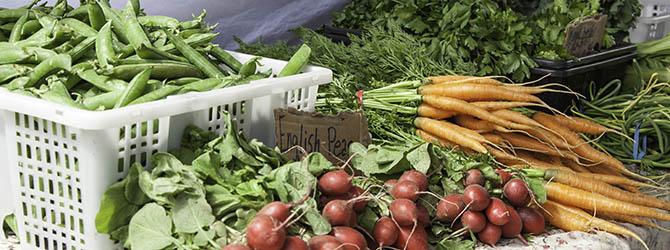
[221,244,251,250]
[501,205,526,244]
[485,198,510,226]
[477,222,502,247]
[399,170,429,191]
[319,195,335,209]
[391,180,421,201]
[281,236,308,250]
[322,200,355,226]
[257,202,292,222]
[348,211,358,227]
[463,184,491,211]
[245,215,286,250]
[330,226,367,250]
[460,210,486,233]
[384,179,398,189]
[517,207,546,235]
[308,235,342,250]
[349,186,367,213]
[496,169,513,187]
[503,178,531,207]
[394,225,429,250]
[373,217,399,247]
[436,194,465,223]
[318,170,353,196]
[390,199,419,227]
[416,203,430,227]
[463,169,486,186]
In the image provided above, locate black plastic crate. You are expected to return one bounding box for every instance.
[320,25,361,45]
[530,42,637,113]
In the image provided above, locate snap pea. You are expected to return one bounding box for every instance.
[96,21,115,68]
[122,0,150,51]
[83,89,123,110]
[129,0,141,15]
[177,78,220,94]
[278,44,311,77]
[114,68,151,108]
[10,89,36,97]
[0,9,36,22]
[87,2,105,31]
[164,29,226,79]
[0,46,34,64]
[239,56,261,78]
[69,36,96,61]
[54,36,85,54]
[110,62,204,81]
[136,44,189,63]
[41,24,74,49]
[159,32,217,54]
[167,77,201,86]
[97,0,129,44]
[48,0,69,17]
[61,18,97,37]
[128,85,182,105]
[40,79,84,109]
[178,10,206,30]
[137,15,178,29]
[117,58,193,66]
[64,62,94,89]
[78,69,127,92]
[20,20,42,38]
[8,11,29,43]
[22,54,71,89]
[0,64,31,83]
[0,32,6,42]
[209,45,242,73]
[65,4,90,20]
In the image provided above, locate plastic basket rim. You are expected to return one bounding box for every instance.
[0,51,332,130]
[637,14,670,23]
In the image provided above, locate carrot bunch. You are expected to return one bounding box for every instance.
[357,75,669,247]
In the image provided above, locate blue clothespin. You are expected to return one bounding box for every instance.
[632,121,647,160]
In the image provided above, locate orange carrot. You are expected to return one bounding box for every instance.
[592,210,670,233]
[498,132,579,162]
[526,127,572,150]
[490,109,544,128]
[481,133,505,146]
[544,169,670,210]
[515,151,573,172]
[414,117,487,153]
[471,101,545,111]
[484,145,519,162]
[454,115,496,132]
[578,172,658,189]
[542,200,649,250]
[416,129,457,149]
[589,164,640,193]
[419,83,543,103]
[552,115,611,135]
[421,95,532,131]
[417,103,458,119]
[426,75,503,85]
[544,182,670,221]
[533,112,646,180]
[561,158,591,173]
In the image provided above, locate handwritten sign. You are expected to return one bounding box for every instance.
[563,14,608,57]
[274,108,371,164]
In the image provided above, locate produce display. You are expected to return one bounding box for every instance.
[0,0,309,110]
[1,0,669,250]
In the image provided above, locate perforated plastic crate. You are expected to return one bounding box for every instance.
[630,0,670,43]
[0,51,332,250]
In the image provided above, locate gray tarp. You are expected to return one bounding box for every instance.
[2,0,350,49]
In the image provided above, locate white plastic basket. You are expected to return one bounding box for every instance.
[0,51,332,250]
[630,0,670,43]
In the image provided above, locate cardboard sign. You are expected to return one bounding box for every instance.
[274,108,371,163]
[563,14,608,57]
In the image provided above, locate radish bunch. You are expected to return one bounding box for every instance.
[434,169,546,247]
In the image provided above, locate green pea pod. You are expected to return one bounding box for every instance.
[278,44,311,77]
[178,10,206,30]
[136,44,189,63]
[65,4,89,20]
[209,45,242,73]
[114,68,152,108]
[69,36,96,61]
[10,89,36,97]
[20,20,42,38]
[164,29,226,79]
[159,33,218,54]
[0,64,31,83]
[49,0,69,17]
[129,0,141,15]
[42,25,74,49]
[0,47,33,64]
[83,89,123,110]
[54,36,86,54]
[96,21,116,68]
[122,1,151,54]
[61,18,98,38]
[128,85,182,106]
[111,63,204,81]
[177,78,220,94]
[40,79,85,109]
[87,2,105,31]
[0,32,6,42]
[78,69,127,92]
[8,11,29,43]
[239,56,261,78]
[98,0,129,44]
[138,15,178,29]
[167,77,201,86]
[6,54,71,90]
[0,9,35,22]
